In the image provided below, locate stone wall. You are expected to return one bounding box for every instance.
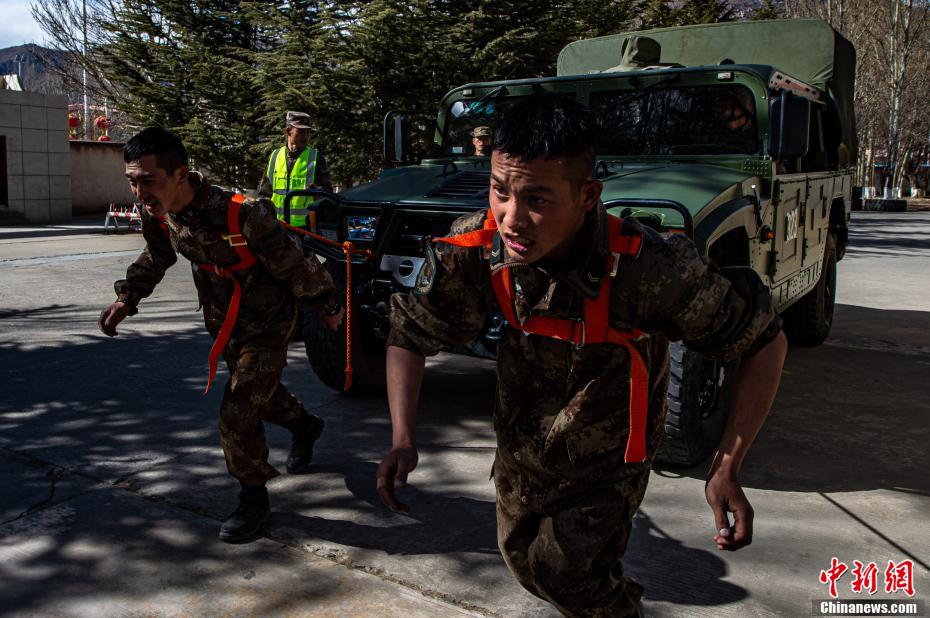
[70,141,135,215]
[0,91,71,224]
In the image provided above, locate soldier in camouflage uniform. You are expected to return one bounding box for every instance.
[377,95,787,616]
[98,128,344,543]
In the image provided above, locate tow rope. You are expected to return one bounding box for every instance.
[278,222,375,393]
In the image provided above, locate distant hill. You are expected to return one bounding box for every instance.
[0,43,133,141]
[0,44,70,95]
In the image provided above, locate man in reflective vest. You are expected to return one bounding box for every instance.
[259,110,334,228]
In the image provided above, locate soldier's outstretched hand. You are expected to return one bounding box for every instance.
[98,301,130,337]
[705,472,754,551]
[376,445,418,513]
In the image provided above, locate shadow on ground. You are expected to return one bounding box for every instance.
[655,303,930,498]
[272,460,499,557]
[0,481,442,617]
[626,511,746,605]
[10,289,926,612]
[844,212,930,258]
[1,317,750,614]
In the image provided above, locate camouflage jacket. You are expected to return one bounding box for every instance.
[115,174,336,340]
[388,206,780,498]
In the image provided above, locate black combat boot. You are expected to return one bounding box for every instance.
[286,409,325,474]
[219,484,270,543]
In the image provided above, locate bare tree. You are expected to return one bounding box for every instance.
[791,0,930,194]
[30,0,125,138]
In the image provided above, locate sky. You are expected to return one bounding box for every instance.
[0,0,47,49]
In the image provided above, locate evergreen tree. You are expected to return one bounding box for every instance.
[673,0,736,25]
[95,1,269,187]
[639,0,678,29]
[37,0,711,188]
[247,0,331,183]
[751,0,784,20]
[569,0,642,40]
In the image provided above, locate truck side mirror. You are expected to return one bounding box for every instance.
[769,92,810,160]
[383,110,412,164]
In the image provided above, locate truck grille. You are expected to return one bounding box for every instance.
[426,171,490,199]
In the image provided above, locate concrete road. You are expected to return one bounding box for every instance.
[0,213,927,617]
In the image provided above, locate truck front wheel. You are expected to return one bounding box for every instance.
[783,233,837,346]
[656,342,737,467]
[301,264,387,396]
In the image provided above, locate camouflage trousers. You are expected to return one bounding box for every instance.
[494,456,651,617]
[217,319,302,486]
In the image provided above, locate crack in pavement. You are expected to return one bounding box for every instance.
[0,465,69,527]
[0,444,498,616]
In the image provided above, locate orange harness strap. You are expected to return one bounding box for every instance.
[435,210,499,248]
[159,195,377,395]
[196,194,257,394]
[436,211,649,463]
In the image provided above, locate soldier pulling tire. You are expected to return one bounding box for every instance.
[783,233,837,346]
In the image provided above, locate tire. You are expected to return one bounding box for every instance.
[302,261,387,396]
[656,342,737,467]
[782,233,837,346]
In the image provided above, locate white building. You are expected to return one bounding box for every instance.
[0,90,71,224]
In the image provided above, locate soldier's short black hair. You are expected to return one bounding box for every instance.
[492,93,597,181]
[124,127,189,173]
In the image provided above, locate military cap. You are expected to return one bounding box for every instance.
[472,126,492,138]
[286,111,312,129]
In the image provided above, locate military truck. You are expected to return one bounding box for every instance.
[294,19,856,465]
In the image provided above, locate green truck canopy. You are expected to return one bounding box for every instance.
[558,19,857,161]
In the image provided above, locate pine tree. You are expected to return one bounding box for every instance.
[569,0,642,40]
[639,0,678,29]
[94,0,269,187]
[751,0,784,20]
[33,0,673,188]
[673,0,735,25]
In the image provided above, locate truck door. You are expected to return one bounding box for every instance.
[773,175,806,289]
[803,175,833,270]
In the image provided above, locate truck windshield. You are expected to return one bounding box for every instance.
[442,95,532,156]
[590,84,758,156]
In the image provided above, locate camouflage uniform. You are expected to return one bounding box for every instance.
[114,173,336,486]
[388,206,781,617]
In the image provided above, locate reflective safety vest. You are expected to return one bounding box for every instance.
[266,146,318,227]
[435,210,650,463]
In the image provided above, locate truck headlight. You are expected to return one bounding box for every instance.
[346,216,378,241]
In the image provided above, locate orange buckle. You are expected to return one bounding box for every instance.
[222,233,247,247]
[571,318,586,349]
